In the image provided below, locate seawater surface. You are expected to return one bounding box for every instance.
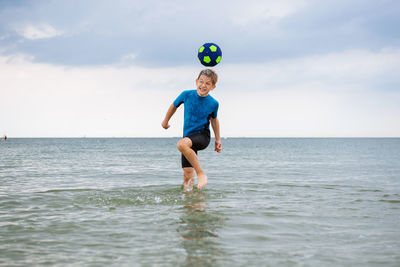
[1,138,399,266]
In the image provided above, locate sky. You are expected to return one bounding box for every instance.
[0,0,399,137]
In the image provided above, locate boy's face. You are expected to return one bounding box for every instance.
[196,75,216,97]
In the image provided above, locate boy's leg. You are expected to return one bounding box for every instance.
[177,138,208,189]
[183,167,195,191]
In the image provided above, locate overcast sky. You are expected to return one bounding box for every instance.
[1,0,399,137]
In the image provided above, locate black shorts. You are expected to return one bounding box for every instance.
[181,130,211,168]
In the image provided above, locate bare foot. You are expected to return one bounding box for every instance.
[183,177,194,192]
[197,173,208,189]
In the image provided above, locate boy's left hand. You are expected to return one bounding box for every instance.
[214,140,222,153]
[161,120,170,129]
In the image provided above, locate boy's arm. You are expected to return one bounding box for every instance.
[210,117,222,153]
[162,104,177,129]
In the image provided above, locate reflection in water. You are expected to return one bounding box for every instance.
[178,191,225,267]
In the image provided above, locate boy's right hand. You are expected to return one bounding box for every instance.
[214,140,222,153]
[161,120,170,129]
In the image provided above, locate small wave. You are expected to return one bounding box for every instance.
[74,185,222,208]
[83,191,184,207]
[379,199,400,204]
[382,193,400,198]
[180,230,218,239]
[359,189,382,193]
[274,183,314,188]
[38,188,99,193]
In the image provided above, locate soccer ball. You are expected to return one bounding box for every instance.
[197,43,222,67]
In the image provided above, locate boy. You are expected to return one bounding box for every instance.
[162,69,222,191]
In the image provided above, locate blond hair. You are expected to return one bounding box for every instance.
[197,69,218,85]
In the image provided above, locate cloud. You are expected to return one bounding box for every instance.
[0,54,192,137]
[119,53,138,64]
[0,0,399,66]
[219,48,400,93]
[0,34,8,41]
[15,23,62,40]
[217,48,400,137]
[228,0,307,26]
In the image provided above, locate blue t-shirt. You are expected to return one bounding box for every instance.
[173,90,219,137]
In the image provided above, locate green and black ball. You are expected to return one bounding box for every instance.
[198,43,222,67]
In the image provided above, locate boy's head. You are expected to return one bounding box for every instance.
[197,69,218,86]
[196,69,218,97]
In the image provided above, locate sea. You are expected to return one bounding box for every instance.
[0,138,399,266]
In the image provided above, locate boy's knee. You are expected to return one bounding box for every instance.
[177,138,191,152]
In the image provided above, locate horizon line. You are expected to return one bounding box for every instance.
[2,136,400,139]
